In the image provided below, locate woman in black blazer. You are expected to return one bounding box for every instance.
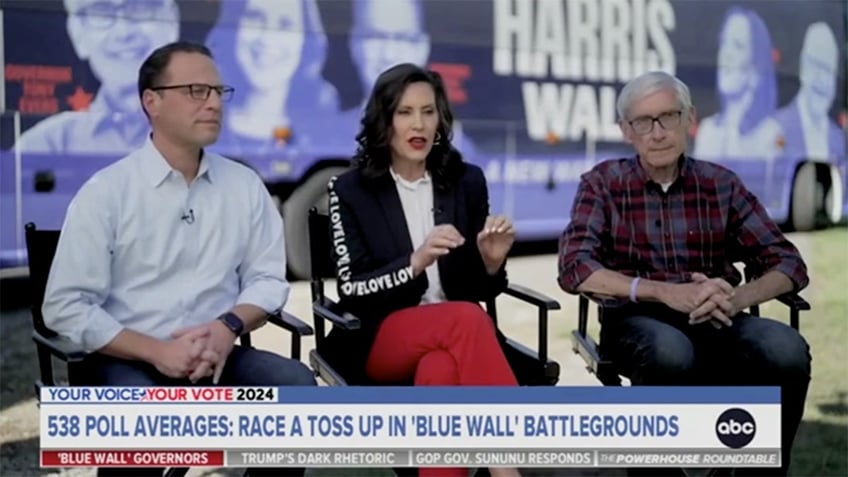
[325,64,521,477]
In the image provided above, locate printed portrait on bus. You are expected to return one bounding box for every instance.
[340,0,478,159]
[205,0,341,160]
[13,0,180,154]
[349,0,430,108]
[693,6,783,161]
[773,22,846,162]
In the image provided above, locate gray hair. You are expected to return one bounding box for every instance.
[616,71,693,120]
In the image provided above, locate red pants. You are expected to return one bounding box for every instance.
[366,301,518,477]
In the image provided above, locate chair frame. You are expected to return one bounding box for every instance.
[305,207,562,387]
[25,222,315,477]
[570,266,812,386]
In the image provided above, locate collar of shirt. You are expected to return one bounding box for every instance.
[139,135,214,188]
[389,166,431,191]
[628,154,694,192]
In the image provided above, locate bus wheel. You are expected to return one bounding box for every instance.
[824,164,844,226]
[790,162,818,232]
[282,167,348,279]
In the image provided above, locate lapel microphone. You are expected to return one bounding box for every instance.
[181,209,195,224]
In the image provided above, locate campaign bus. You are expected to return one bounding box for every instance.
[1,0,845,279]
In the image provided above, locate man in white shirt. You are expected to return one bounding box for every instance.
[774,22,845,162]
[42,41,315,476]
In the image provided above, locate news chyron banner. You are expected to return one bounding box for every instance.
[40,387,780,469]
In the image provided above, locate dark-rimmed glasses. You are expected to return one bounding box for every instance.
[628,110,683,135]
[150,84,235,102]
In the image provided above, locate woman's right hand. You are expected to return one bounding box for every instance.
[410,225,465,275]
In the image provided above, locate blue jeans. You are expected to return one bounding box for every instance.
[76,346,317,477]
[601,304,811,477]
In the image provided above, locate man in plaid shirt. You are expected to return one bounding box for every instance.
[559,71,810,477]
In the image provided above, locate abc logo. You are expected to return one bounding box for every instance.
[715,408,756,449]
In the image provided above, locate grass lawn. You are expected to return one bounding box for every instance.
[777,227,848,476]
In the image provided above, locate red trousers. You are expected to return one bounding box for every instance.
[366,301,518,477]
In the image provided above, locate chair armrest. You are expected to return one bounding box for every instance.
[499,283,558,368]
[268,311,314,336]
[503,283,561,310]
[32,330,88,363]
[581,292,625,308]
[776,293,811,311]
[313,297,361,330]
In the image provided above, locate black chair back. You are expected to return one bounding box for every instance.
[24,223,60,338]
[307,207,337,344]
[307,207,335,282]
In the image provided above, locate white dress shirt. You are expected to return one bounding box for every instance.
[389,168,446,305]
[797,95,830,159]
[42,137,289,352]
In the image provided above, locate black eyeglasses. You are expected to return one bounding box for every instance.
[628,110,683,135]
[150,83,235,102]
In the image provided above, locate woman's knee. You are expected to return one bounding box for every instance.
[415,350,460,385]
[448,302,494,333]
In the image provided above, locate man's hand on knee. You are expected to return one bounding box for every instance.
[657,273,734,327]
[151,327,219,379]
[658,273,732,312]
[173,322,237,383]
[687,273,737,327]
[186,334,219,382]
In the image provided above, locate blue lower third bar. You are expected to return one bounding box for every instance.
[275,386,780,404]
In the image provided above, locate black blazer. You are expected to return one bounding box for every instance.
[322,162,508,383]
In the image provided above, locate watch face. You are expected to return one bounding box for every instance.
[221,313,243,334]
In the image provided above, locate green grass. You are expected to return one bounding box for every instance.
[777,228,848,476]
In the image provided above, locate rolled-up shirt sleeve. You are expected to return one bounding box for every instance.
[727,175,809,291]
[42,179,124,352]
[235,176,289,313]
[558,172,609,294]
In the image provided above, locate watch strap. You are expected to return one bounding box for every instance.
[217,312,245,336]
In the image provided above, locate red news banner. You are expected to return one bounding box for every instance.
[41,450,223,467]
[41,386,274,468]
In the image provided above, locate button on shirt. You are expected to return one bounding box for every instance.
[42,137,289,352]
[390,168,446,304]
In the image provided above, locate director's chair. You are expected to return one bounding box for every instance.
[305,207,562,388]
[305,207,563,476]
[25,222,315,477]
[570,266,811,386]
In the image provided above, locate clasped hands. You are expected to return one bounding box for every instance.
[152,320,236,383]
[410,216,515,273]
[663,272,740,328]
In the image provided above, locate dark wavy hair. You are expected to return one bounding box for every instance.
[353,63,465,189]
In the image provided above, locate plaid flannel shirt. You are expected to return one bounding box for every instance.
[558,156,809,296]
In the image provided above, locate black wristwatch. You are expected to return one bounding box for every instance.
[217,312,245,337]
